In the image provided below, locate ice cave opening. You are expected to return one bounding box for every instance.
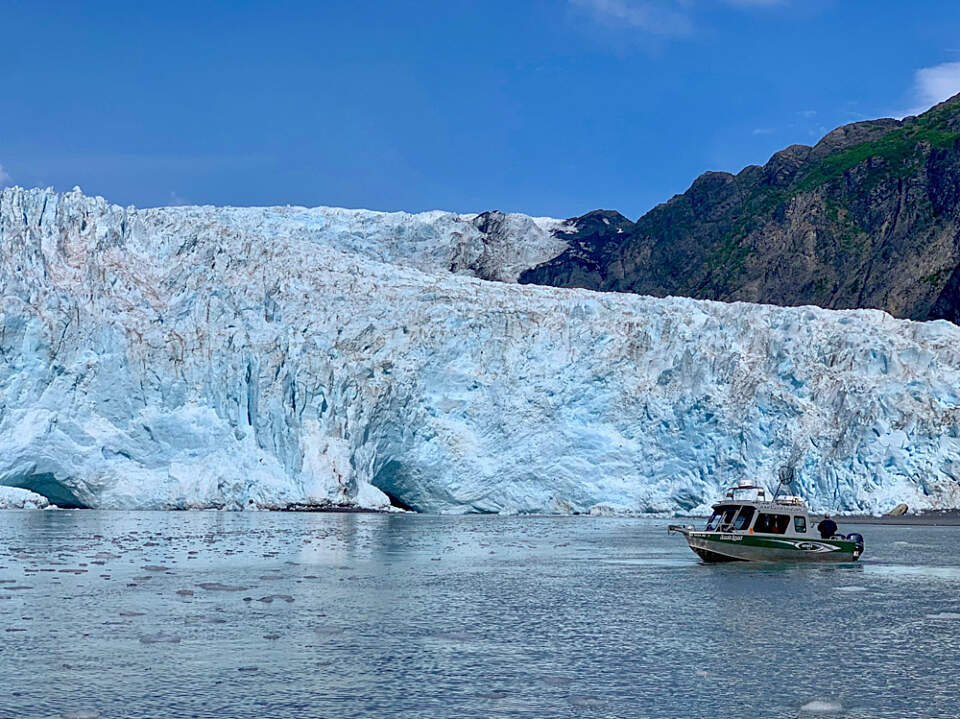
[5,474,88,509]
[371,460,421,512]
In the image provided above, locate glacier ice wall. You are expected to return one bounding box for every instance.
[1,186,960,513]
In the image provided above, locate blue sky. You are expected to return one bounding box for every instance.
[3,0,960,219]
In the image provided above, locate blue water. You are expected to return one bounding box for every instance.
[1,511,958,718]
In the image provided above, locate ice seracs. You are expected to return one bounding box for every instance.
[1,186,960,513]
[137,203,573,283]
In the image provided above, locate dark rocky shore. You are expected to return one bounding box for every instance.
[279,502,392,514]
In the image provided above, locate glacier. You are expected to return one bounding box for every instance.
[1,185,960,514]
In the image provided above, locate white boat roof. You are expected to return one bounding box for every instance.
[714,482,808,513]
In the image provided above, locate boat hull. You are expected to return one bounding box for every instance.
[675,529,862,562]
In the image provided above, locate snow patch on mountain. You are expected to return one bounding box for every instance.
[1,186,959,513]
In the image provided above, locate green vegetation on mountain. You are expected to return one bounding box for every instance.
[521,94,960,323]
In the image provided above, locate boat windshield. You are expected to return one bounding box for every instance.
[705,511,722,531]
[705,505,740,531]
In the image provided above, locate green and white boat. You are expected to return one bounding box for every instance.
[668,479,864,563]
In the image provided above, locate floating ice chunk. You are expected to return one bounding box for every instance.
[800,699,843,713]
[197,582,249,592]
[138,633,182,644]
[0,487,51,510]
[588,503,636,517]
[183,616,227,625]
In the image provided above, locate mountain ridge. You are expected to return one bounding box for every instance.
[520,94,960,323]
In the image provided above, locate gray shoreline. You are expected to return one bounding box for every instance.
[830,510,960,527]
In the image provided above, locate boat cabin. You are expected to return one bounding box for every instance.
[704,481,811,538]
[669,478,864,562]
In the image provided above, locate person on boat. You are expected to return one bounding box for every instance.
[817,514,838,539]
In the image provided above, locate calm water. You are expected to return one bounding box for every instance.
[0,511,958,719]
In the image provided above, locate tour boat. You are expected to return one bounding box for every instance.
[668,479,864,562]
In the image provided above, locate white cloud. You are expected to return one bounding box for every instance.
[167,191,190,207]
[910,61,960,114]
[752,127,775,135]
[570,0,787,38]
[570,0,693,37]
[0,163,11,186]
[894,61,960,118]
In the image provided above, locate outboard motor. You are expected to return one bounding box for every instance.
[846,532,865,558]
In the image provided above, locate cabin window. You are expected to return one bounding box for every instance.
[794,516,807,533]
[705,510,723,531]
[733,506,755,531]
[755,513,790,534]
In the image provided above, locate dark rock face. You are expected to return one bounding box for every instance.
[520,94,960,323]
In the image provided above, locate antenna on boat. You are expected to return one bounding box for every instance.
[773,465,794,502]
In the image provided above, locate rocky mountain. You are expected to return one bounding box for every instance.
[520,94,960,323]
[2,187,960,513]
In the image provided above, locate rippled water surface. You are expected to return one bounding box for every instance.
[1,511,958,718]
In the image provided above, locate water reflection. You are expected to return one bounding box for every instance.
[0,511,958,718]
